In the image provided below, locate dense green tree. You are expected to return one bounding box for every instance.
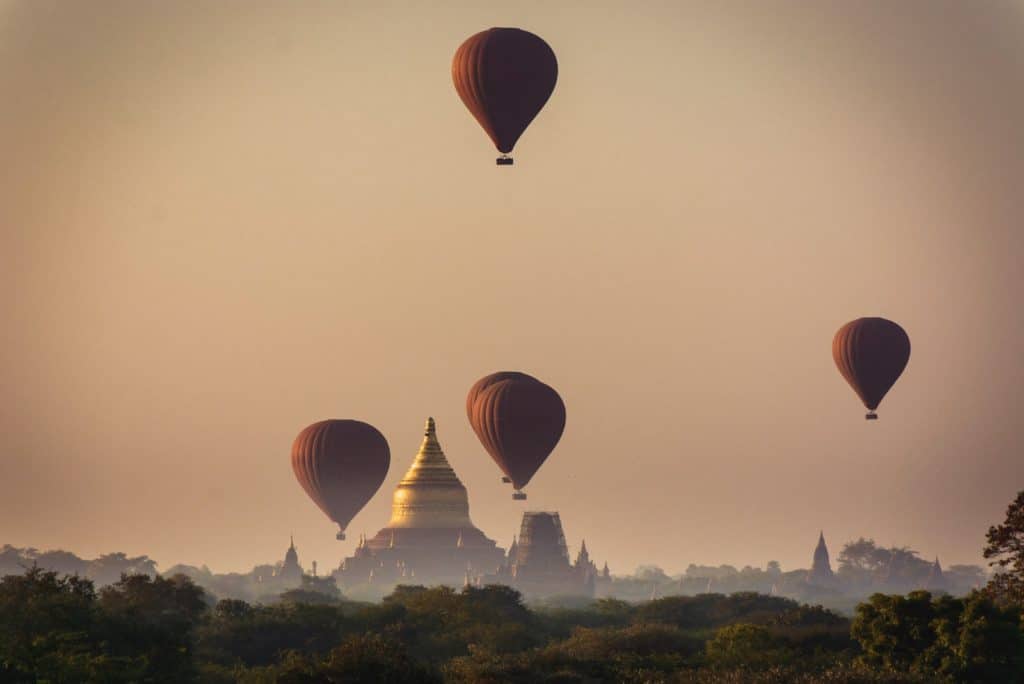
[634,592,800,631]
[533,597,634,641]
[198,601,349,668]
[853,590,1024,681]
[984,489,1024,607]
[376,584,539,662]
[0,556,1019,683]
[705,623,794,670]
[98,573,208,682]
[0,567,106,682]
[852,591,939,673]
[262,634,440,684]
[446,623,703,683]
[279,574,343,605]
[944,592,1024,681]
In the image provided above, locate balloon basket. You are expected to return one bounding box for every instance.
[336,531,346,540]
[865,412,878,421]
[496,156,514,166]
[501,476,512,483]
[512,491,527,501]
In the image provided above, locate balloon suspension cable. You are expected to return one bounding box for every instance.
[496,154,514,166]
[865,411,878,421]
[512,490,527,501]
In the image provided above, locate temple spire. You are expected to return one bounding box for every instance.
[923,556,945,590]
[386,417,474,529]
[575,539,591,567]
[808,530,834,583]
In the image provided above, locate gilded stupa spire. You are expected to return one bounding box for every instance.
[386,417,475,529]
[412,417,455,472]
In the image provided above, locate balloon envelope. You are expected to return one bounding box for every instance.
[832,318,911,417]
[452,28,558,158]
[466,372,566,491]
[291,420,390,539]
[465,371,532,420]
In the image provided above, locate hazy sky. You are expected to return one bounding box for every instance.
[2,1,1023,576]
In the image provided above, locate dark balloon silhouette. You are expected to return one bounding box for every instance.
[452,28,558,165]
[833,317,911,420]
[465,371,528,419]
[466,371,566,498]
[466,371,534,486]
[291,420,390,539]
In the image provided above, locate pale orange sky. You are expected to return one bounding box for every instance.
[2,1,1023,576]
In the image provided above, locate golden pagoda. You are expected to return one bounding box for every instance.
[385,416,477,530]
[334,418,505,591]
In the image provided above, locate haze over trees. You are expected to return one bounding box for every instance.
[2,490,1021,681]
[0,533,988,611]
[1,568,1020,683]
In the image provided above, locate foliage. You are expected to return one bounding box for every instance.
[704,623,793,669]
[253,634,441,683]
[98,573,209,682]
[984,489,1024,607]
[279,574,343,605]
[0,563,1021,682]
[852,590,1024,681]
[633,592,802,631]
[0,567,106,682]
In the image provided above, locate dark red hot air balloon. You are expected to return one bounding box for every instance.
[291,420,390,539]
[452,28,558,165]
[467,372,566,499]
[832,318,911,420]
[466,371,528,484]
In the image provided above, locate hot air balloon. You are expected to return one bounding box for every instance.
[832,317,911,420]
[466,371,566,499]
[291,420,390,540]
[466,372,526,484]
[452,28,558,165]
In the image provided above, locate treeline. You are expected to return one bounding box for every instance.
[1,567,1021,683]
[0,546,156,587]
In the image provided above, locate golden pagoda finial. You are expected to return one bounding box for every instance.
[425,416,436,436]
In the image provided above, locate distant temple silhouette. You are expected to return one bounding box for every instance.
[483,512,608,598]
[806,531,835,586]
[924,557,946,591]
[279,536,303,585]
[333,418,607,598]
